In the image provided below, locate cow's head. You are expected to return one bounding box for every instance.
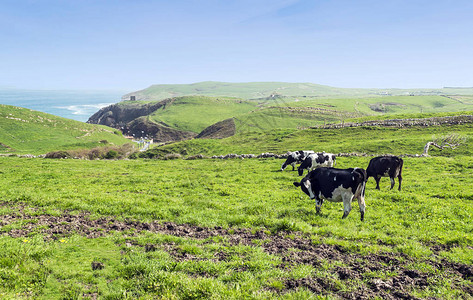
[297,165,305,176]
[294,178,323,213]
[293,178,314,199]
[281,153,297,171]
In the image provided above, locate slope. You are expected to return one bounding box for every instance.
[87,82,473,143]
[122,81,473,101]
[0,104,130,154]
[147,96,257,133]
[139,111,473,158]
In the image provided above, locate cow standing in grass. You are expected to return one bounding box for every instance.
[293,167,367,221]
[281,150,314,171]
[298,152,336,176]
[366,155,403,191]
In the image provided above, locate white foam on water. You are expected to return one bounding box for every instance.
[54,103,114,115]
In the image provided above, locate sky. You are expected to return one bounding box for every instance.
[1,0,473,91]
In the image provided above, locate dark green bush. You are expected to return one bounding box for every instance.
[104,150,118,159]
[45,151,71,159]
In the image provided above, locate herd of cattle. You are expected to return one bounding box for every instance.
[283,150,404,221]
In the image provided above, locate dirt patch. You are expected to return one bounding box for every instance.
[369,102,405,112]
[1,202,472,298]
[196,118,236,139]
[126,116,196,143]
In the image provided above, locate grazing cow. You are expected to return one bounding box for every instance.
[366,155,403,191]
[281,150,315,171]
[293,167,367,221]
[298,152,336,176]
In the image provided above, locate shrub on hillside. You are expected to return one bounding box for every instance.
[186,154,207,160]
[87,148,103,160]
[164,153,182,160]
[45,143,135,160]
[45,151,71,159]
[104,150,118,159]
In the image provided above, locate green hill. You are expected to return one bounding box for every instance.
[142,122,473,159]
[0,104,131,154]
[86,82,473,144]
[147,96,257,133]
[123,81,473,101]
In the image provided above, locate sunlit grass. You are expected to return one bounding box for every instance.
[0,154,472,298]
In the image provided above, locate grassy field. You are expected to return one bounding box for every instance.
[1,92,473,298]
[233,94,473,132]
[107,82,473,139]
[147,96,256,133]
[113,91,473,136]
[274,95,473,115]
[122,81,372,101]
[0,104,131,155]
[0,155,472,299]
[141,121,473,159]
[123,81,473,101]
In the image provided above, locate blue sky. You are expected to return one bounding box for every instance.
[1,0,472,90]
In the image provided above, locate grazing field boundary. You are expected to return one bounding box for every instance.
[194,152,422,160]
[316,114,473,129]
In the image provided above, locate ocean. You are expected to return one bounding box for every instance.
[0,89,127,122]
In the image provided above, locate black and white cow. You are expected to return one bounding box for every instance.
[293,167,367,221]
[366,155,403,191]
[281,150,315,171]
[297,152,336,176]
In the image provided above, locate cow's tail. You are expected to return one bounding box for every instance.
[353,168,367,198]
[398,157,404,177]
[366,159,374,179]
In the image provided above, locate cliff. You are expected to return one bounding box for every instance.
[86,99,173,128]
[86,98,198,143]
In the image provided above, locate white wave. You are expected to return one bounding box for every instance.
[54,103,115,115]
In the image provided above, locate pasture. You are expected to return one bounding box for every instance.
[140,123,473,159]
[0,155,472,299]
[0,104,130,155]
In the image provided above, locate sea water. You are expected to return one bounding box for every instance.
[0,89,127,122]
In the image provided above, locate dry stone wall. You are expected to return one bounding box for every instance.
[317,115,473,129]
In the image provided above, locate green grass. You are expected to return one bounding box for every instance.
[115,91,473,135]
[144,122,473,158]
[123,81,473,101]
[148,96,256,133]
[346,109,473,123]
[0,155,472,298]
[0,104,131,155]
[233,107,357,132]
[124,81,370,101]
[268,95,473,118]
[114,83,473,139]
[2,101,473,298]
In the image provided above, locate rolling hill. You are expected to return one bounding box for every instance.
[122,81,473,101]
[88,82,473,143]
[2,83,473,298]
[0,104,131,155]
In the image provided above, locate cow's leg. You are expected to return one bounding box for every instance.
[390,177,395,190]
[357,194,366,221]
[398,174,402,191]
[342,196,353,219]
[375,175,381,190]
[291,162,296,171]
[315,198,324,214]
